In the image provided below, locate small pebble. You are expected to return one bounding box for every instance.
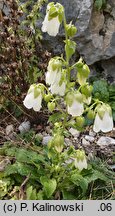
[42,135,52,145]
[69,128,80,138]
[18,121,31,133]
[6,124,14,135]
[85,135,95,142]
[97,136,115,146]
[89,130,96,137]
[82,138,90,146]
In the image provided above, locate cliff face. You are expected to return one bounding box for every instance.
[1,0,115,81]
[40,0,115,82]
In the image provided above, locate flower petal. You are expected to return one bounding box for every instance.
[93,113,102,133]
[51,81,66,96]
[23,92,34,109]
[33,94,42,112]
[67,100,84,117]
[101,111,113,132]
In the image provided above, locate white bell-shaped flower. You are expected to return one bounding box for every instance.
[50,80,66,96]
[46,58,62,85]
[83,95,92,105]
[42,13,60,37]
[66,92,84,117]
[23,85,42,112]
[41,3,64,36]
[75,158,87,171]
[74,150,87,171]
[93,104,113,133]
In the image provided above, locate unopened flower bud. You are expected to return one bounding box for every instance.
[48,102,55,112]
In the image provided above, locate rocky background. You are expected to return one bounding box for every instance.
[40,0,115,82]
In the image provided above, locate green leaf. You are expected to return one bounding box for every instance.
[85,170,108,183]
[48,112,63,123]
[71,173,88,195]
[62,190,77,200]
[40,177,57,198]
[94,0,103,10]
[26,186,37,200]
[92,80,109,102]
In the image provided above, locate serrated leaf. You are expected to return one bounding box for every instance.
[26,186,37,200]
[40,177,57,198]
[62,190,77,200]
[71,173,88,195]
[92,80,109,102]
[48,112,63,123]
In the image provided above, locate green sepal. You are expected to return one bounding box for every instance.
[34,87,41,99]
[87,109,95,120]
[76,116,85,128]
[66,23,77,37]
[48,102,55,112]
[65,39,76,61]
[65,92,74,106]
[48,6,58,20]
[81,84,93,97]
[44,93,52,102]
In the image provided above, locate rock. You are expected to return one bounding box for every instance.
[85,135,95,142]
[45,126,51,134]
[97,136,115,146]
[42,135,52,145]
[64,138,73,146]
[82,138,90,146]
[89,129,96,137]
[40,0,115,79]
[18,121,31,133]
[69,128,80,138]
[5,124,14,136]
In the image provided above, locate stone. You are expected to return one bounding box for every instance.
[89,130,96,137]
[40,0,115,79]
[82,138,90,146]
[85,135,95,142]
[5,124,14,136]
[97,136,115,146]
[42,135,52,145]
[45,126,51,134]
[18,121,31,133]
[69,128,80,138]
[64,138,73,146]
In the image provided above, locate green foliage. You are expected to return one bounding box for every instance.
[94,0,107,10]
[92,80,109,102]
[0,142,114,200]
[92,80,115,120]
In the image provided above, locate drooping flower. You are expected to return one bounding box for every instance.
[93,103,113,133]
[66,92,84,117]
[76,58,90,86]
[46,58,62,85]
[46,58,66,96]
[74,150,87,171]
[41,3,64,36]
[23,84,42,112]
[83,95,92,105]
[50,80,66,96]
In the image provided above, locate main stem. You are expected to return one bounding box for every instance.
[63,13,70,82]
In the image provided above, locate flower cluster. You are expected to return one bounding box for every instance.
[23,2,114,142]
